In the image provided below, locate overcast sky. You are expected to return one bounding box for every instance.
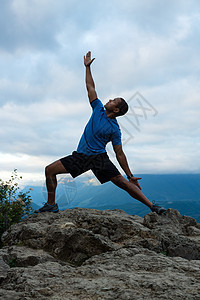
[0,0,200,184]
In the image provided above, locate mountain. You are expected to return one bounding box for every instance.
[1,208,200,299]
[25,174,200,221]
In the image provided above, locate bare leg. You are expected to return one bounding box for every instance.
[111,175,152,208]
[45,160,68,205]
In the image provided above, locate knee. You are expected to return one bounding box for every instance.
[45,165,51,177]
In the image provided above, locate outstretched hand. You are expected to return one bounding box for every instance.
[129,176,142,190]
[84,51,95,67]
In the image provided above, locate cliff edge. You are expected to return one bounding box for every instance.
[0,208,200,299]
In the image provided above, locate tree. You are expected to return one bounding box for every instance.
[0,169,33,244]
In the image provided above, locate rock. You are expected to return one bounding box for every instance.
[0,245,58,268]
[143,209,200,259]
[0,207,200,299]
[44,227,116,264]
[0,248,10,282]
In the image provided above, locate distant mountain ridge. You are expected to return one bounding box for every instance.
[26,174,200,221]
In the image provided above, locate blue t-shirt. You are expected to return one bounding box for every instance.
[77,99,122,155]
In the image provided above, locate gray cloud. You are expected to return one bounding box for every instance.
[0,0,60,51]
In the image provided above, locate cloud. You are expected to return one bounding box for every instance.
[0,99,90,156]
[96,12,200,90]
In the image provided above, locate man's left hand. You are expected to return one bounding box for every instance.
[129,176,142,190]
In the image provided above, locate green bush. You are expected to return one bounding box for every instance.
[0,169,33,244]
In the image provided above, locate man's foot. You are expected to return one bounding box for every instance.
[34,203,59,213]
[150,204,166,215]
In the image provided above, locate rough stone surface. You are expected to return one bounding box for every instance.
[0,207,200,299]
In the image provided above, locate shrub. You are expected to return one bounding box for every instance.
[0,169,33,244]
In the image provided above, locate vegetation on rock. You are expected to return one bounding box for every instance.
[0,169,33,245]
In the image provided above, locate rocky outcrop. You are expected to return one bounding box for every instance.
[0,208,200,299]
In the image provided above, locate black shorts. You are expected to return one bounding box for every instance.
[60,151,120,184]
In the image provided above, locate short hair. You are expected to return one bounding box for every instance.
[115,98,129,116]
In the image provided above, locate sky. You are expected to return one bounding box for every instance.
[0,0,200,185]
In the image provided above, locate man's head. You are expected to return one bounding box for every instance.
[104,97,128,117]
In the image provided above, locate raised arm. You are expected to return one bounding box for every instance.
[84,51,97,103]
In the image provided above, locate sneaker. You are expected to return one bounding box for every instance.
[150,204,166,215]
[34,203,59,213]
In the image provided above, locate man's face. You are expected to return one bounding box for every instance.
[104,98,121,112]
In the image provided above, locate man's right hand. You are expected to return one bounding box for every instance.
[129,176,142,190]
[84,51,95,67]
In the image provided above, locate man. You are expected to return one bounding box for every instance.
[35,51,166,215]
